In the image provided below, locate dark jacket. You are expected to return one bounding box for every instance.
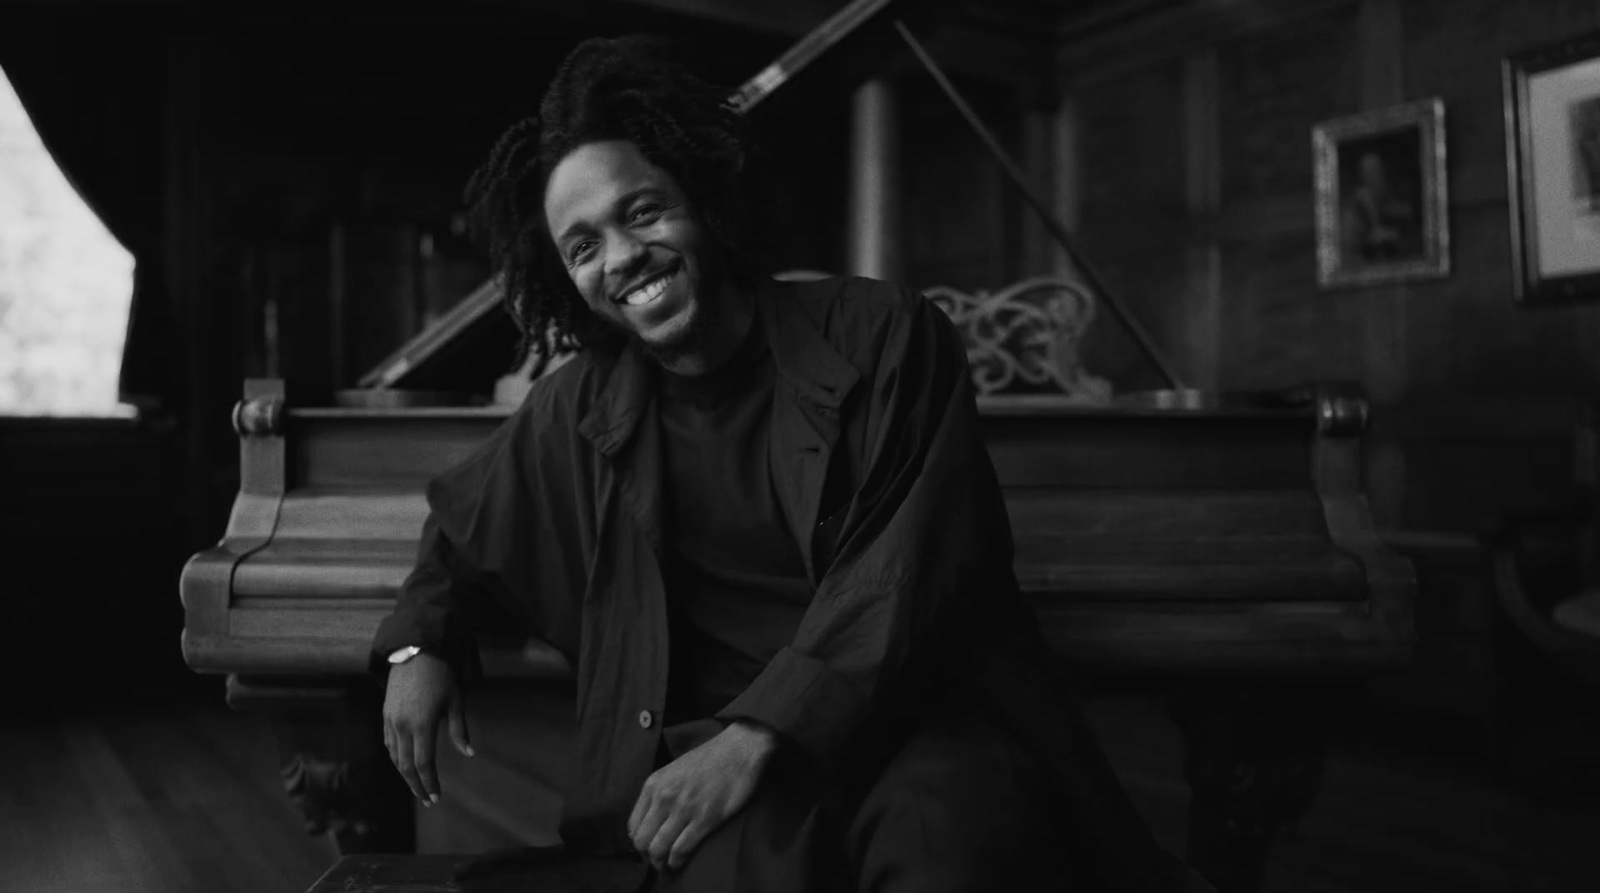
[373,276,1191,890]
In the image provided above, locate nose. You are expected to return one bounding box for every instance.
[603,229,648,280]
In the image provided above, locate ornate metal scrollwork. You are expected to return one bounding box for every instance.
[923,276,1113,405]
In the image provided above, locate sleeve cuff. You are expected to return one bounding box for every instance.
[368,605,480,682]
[714,647,868,768]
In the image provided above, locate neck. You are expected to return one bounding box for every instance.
[656,286,756,377]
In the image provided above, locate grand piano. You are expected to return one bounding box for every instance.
[180,4,1415,891]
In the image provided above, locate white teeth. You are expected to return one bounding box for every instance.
[622,274,669,307]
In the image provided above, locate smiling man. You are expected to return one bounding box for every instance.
[372,35,1210,893]
[546,138,747,375]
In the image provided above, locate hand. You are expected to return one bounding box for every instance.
[628,721,779,872]
[382,651,474,806]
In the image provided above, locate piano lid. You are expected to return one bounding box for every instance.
[354,278,514,393]
[353,0,1185,397]
[354,0,907,396]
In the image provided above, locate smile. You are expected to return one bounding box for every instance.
[616,267,675,308]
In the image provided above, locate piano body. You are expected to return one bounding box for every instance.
[181,373,1413,884]
[189,378,1411,679]
[180,5,1415,891]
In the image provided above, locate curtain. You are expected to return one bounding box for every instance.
[0,7,175,414]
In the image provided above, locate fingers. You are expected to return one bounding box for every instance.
[393,731,430,805]
[448,697,475,758]
[667,820,707,872]
[413,722,441,805]
[631,794,667,860]
[631,777,705,873]
[382,658,455,808]
[627,780,652,839]
[646,811,691,872]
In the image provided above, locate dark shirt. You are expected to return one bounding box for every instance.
[658,322,816,728]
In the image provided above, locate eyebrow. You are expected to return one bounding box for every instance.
[555,186,663,246]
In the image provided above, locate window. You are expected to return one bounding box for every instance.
[0,65,135,417]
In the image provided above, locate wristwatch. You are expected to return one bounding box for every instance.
[387,645,424,664]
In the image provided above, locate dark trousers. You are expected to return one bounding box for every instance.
[447,702,1212,893]
[653,705,1074,893]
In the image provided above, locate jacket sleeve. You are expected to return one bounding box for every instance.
[717,289,1020,766]
[368,403,584,682]
[368,513,493,681]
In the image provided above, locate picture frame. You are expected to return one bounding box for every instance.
[1503,29,1600,305]
[1312,98,1450,289]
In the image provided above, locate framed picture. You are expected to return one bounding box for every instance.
[1504,30,1600,305]
[1312,98,1450,289]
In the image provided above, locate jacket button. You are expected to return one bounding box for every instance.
[638,710,654,730]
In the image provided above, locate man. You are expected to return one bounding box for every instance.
[374,34,1209,893]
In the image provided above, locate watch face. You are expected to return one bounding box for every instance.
[388,645,422,664]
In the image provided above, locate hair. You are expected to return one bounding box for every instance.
[463,34,771,375]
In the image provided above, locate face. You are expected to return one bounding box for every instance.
[543,140,722,360]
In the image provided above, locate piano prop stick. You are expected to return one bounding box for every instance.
[890,20,1181,390]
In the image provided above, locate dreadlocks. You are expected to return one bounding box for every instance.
[463,34,769,376]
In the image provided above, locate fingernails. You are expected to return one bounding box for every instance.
[430,794,440,805]
[465,745,477,757]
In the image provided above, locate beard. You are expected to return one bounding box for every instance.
[634,298,710,367]
[622,259,727,369]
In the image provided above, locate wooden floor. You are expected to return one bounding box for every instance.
[4,687,1598,893]
[0,690,337,893]
[1093,696,1600,893]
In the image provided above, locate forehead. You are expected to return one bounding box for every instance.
[543,140,676,235]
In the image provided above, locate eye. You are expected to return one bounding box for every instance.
[567,239,596,263]
[629,203,663,224]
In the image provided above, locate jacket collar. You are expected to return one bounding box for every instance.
[577,278,861,455]
[576,341,654,457]
[760,278,860,414]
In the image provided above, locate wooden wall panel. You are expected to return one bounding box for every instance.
[1216,7,1361,205]
[1218,238,1371,391]
[1400,0,1600,397]
[1075,61,1191,391]
[900,73,1019,291]
[1048,0,1600,726]
[1403,207,1594,392]
[1212,5,1364,392]
[1058,0,1600,535]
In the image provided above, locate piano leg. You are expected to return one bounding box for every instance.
[1169,686,1336,893]
[229,677,416,855]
